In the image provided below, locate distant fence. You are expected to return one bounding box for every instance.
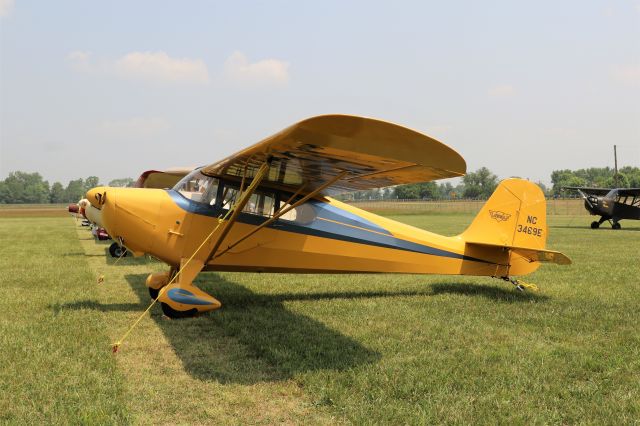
[346,199,588,216]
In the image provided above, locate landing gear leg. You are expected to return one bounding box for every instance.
[157,259,221,319]
[145,268,176,299]
[612,221,621,230]
[592,216,609,229]
[501,276,539,292]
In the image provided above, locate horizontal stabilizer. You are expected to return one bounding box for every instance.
[466,242,572,265]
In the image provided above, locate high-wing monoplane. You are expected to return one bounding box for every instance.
[564,187,640,229]
[86,115,570,318]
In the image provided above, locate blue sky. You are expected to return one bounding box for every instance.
[1,0,639,186]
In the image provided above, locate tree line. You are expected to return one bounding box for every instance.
[343,166,640,201]
[0,172,134,204]
[1,166,638,204]
[342,167,509,201]
[550,166,640,195]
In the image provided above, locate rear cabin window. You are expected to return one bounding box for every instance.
[221,186,276,217]
[215,180,317,223]
[618,195,640,206]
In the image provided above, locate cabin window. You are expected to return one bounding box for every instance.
[174,170,219,206]
[615,194,640,206]
[221,186,276,217]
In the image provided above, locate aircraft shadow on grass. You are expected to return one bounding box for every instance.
[50,300,141,313]
[124,272,384,384]
[50,274,546,384]
[429,282,549,303]
[123,274,545,384]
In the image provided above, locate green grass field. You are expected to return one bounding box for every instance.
[1,210,639,424]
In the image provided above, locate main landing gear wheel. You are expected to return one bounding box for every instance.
[612,222,622,230]
[160,302,198,319]
[590,221,600,229]
[109,242,128,258]
[149,287,159,300]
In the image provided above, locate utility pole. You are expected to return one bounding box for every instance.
[613,145,620,187]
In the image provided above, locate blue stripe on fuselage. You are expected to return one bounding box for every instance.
[166,190,489,263]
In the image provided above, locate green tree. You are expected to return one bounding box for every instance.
[620,167,640,187]
[108,178,135,187]
[437,182,454,199]
[462,167,498,199]
[0,171,50,203]
[50,182,66,203]
[64,179,85,202]
[84,176,100,191]
[395,184,421,199]
[551,169,581,195]
[0,181,7,203]
[604,173,630,188]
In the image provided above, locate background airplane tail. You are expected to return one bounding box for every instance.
[461,179,570,274]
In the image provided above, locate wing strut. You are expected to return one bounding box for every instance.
[204,159,272,264]
[212,171,348,261]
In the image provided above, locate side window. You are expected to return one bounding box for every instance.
[221,185,275,217]
[246,193,275,217]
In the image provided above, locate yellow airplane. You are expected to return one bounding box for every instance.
[86,115,571,318]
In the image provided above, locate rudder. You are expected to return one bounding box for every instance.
[461,178,547,251]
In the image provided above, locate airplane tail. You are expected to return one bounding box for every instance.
[461,179,570,276]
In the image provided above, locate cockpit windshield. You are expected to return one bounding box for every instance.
[173,168,219,205]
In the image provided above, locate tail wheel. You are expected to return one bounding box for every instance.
[109,242,128,258]
[612,222,621,230]
[160,303,198,319]
[590,221,600,229]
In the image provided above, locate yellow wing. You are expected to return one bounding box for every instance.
[202,114,466,195]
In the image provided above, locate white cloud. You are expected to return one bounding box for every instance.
[224,51,290,86]
[114,51,209,85]
[0,0,14,18]
[99,117,170,138]
[487,84,516,98]
[67,51,93,72]
[612,64,640,88]
[67,50,209,85]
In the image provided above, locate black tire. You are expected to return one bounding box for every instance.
[160,303,198,319]
[612,222,621,230]
[590,221,600,229]
[148,287,159,300]
[108,242,128,258]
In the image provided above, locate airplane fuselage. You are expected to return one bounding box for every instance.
[92,185,538,278]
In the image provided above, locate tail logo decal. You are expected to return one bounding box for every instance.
[489,210,511,222]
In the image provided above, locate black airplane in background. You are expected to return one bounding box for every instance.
[565,187,640,229]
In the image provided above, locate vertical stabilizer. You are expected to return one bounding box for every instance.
[461,178,547,251]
